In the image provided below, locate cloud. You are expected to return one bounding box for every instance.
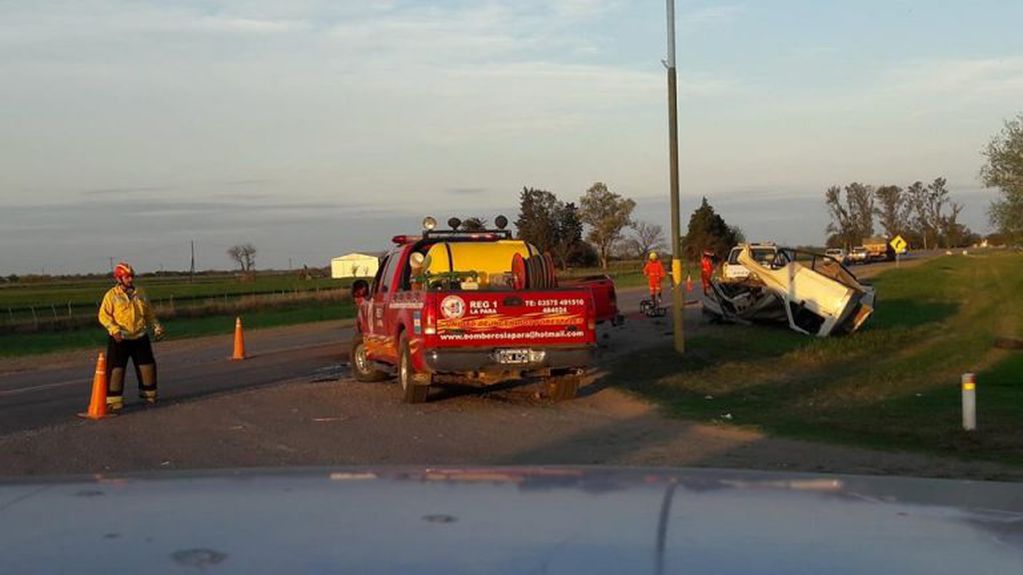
[883,56,1023,99]
[680,4,745,32]
[193,16,311,34]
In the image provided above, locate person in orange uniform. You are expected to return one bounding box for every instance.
[98,262,165,409]
[642,252,666,305]
[700,250,716,294]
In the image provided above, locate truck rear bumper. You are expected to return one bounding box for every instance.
[422,346,596,374]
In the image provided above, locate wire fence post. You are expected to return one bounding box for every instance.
[31,306,38,329]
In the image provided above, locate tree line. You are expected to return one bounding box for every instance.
[512,182,642,270]
[824,178,973,250]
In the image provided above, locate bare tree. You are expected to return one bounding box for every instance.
[905,181,931,249]
[627,221,666,258]
[941,201,965,248]
[227,243,257,272]
[926,178,953,248]
[825,185,856,249]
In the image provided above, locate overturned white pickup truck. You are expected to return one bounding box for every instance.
[702,245,876,337]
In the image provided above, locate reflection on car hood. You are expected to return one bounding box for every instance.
[1,466,1021,574]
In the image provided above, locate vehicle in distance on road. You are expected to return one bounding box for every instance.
[863,235,896,262]
[824,247,848,264]
[349,216,620,403]
[847,246,870,265]
[722,243,778,281]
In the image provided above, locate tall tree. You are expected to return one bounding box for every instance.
[682,197,739,261]
[579,182,636,269]
[926,178,953,248]
[825,185,856,249]
[227,243,256,272]
[515,188,560,252]
[981,114,1023,242]
[905,181,931,249]
[846,182,875,240]
[873,185,909,238]
[551,202,584,269]
[940,202,966,248]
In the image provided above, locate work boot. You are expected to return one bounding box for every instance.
[106,396,124,411]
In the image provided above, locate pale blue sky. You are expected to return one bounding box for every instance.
[2,1,1021,273]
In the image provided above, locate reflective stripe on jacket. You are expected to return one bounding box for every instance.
[98,285,160,340]
[643,261,666,282]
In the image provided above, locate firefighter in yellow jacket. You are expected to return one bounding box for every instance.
[98,262,165,409]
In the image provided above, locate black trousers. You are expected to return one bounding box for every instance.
[106,335,157,397]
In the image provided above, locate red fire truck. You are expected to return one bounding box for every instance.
[350,216,620,403]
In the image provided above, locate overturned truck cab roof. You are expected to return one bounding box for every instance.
[703,245,875,337]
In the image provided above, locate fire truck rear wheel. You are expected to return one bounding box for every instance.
[351,334,388,382]
[399,335,429,404]
[546,373,580,402]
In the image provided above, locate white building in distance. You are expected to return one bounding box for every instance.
[330,253,380,279]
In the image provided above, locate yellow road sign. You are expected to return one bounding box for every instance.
[890,235,907,253]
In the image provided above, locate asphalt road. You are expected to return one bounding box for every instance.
[0,322,353,435]
[0,288,658,436]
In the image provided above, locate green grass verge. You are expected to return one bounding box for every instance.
[562,261,700,289]
[0,301,355,357]
[611,252,1023,465]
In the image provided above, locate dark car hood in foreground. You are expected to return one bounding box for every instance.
[2,466,1021,574]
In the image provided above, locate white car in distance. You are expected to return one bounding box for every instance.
[722,243,779,281]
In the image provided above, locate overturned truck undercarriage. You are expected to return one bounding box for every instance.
[702,245,876,337]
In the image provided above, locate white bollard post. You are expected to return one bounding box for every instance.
[961,373,976,431]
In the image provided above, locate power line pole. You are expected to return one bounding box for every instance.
[190,240,196,283]
[665,0,685,354]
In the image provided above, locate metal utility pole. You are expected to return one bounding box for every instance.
[665,0,685,354]
[189,240,196,283]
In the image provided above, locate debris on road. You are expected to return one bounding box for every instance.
[702,245,876,337]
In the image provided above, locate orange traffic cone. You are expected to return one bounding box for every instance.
[231,317,246,360]
[685,273,693,293]
[78,352,115,420]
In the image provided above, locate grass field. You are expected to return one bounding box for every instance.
[612,252,1023,464]
[0,300,356,357]
[0,273,352,309]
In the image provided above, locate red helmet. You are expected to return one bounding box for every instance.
[113,262,135,281]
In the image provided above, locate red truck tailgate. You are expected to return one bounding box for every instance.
[424,290,595,348]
